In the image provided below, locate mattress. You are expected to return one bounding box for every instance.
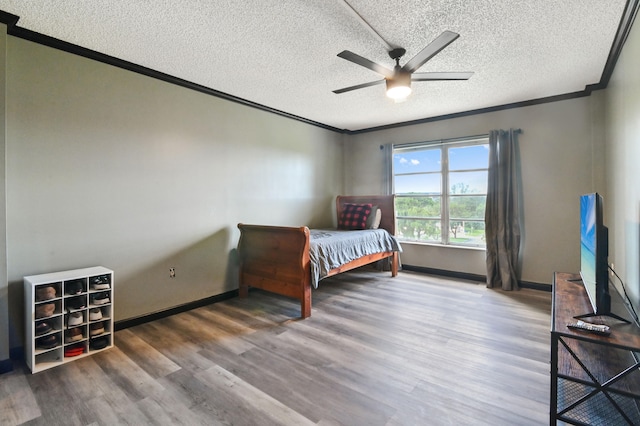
[309,228,401,288]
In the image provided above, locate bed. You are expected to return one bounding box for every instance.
[237,195,401,318]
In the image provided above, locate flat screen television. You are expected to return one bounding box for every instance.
[577,193,629,323]
[578,192,610,319]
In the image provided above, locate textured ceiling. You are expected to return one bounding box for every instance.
[0,0,630,131]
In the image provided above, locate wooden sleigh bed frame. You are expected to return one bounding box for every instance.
[237,195,399,318]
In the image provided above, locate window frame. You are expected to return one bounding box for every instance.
[392,135,489,248]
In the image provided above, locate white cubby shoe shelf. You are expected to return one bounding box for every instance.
[24,266,114,373]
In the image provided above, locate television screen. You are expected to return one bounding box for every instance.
[580,193,598,311]
[578,193,632,323]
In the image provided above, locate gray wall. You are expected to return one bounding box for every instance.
[344,95,606,286]
[605,15,640,315]
[4,36,344,349]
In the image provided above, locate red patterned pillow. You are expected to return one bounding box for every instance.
[338,203,372,230]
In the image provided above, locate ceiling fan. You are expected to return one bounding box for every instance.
[333,30,473,101]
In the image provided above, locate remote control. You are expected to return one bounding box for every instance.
[567,320,611,335]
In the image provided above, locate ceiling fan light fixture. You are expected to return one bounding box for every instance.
[386,84,412,101]
[386,73,412,101]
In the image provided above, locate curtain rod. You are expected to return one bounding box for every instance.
[392,134,488,150]
[383,128,523,151]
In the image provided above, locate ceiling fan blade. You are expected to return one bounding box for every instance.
[411,71,474,81]
[333,79,385,94]
[337,51,395,79]
[402,30,460,74]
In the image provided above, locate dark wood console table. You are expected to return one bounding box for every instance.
[551,272,640,425]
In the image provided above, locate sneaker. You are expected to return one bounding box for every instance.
[35,303,55,319]
[35,321,53,336]
[89,308,103,321]
[65,279,83,295]
[90,292,110,305]
[36,334,59,350]
[36,286,57,301]
[66,296,86,312]
[90,336,109,350]
[90,275,111,290]
[65,327,84,342]
[67,312,83,327]
[89,322,105,336]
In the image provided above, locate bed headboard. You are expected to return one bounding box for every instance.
[336,195,396,235]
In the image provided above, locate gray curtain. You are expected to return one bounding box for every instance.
[485,129,521,290]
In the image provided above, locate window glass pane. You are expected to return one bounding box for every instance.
[395,173,441,194]
[392,137,489,248]
[450,171,488,194]
[394,149,441,173]
[396,196,441,218]
[449,196,486,219]
[448,220,486,247]
[449,144,489,170]
[397,218,442,242]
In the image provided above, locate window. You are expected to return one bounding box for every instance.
[392,136,489,247]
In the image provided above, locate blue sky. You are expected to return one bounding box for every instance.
[394,144,489,194]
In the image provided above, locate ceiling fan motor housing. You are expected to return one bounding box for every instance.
[388,48,406,60]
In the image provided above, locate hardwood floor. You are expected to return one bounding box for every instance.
[1,270,552,425]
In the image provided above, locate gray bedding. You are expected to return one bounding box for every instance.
[309,229,402,288]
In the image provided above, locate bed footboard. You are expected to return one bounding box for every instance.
[237,224,312,318]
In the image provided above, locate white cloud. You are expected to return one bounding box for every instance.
[398,156,420,166]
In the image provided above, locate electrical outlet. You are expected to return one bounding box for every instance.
[169,267,176,278]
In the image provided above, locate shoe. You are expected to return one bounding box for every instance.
[65,327,84,343]
[90,336,109,350]
[36,334,59,350]
[35,321,53,336]
[64,348,84,357]
[89,308,103,321]
[90,292,110,305]
[65,279,83,295]
[90,274,111,290]
[89,322,105,336]
[36,286,57,301]
[66,296,86,312]
[64,343,85,357]
[67,312,83,327]
[35,303,55,319]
